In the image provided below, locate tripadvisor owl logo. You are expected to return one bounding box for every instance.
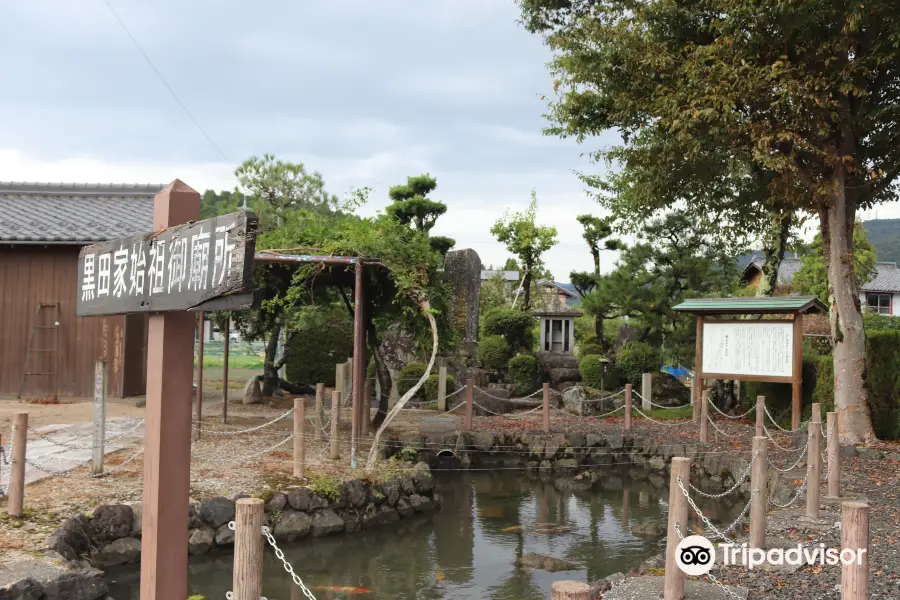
[675,535,716,576]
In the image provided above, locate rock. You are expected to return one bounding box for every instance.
[266,493,288,513]
[630,522,666,540]
[273,511,312,542]
[382,482,401,506]
[648,456,666,471]
[0,577,43,600]
[607,435,624,450]
[650,372,691,406]
[41,568,107,600]
[516,552,579,572]
[129,502,143,537]
[1,559,107,600]
[214,523,235,546]
[45,516,92,562]
[286,488,312,512]
[93,537,142,567]
[408,494,434,513]
[857,447,884,461]
[474,431,495,451]
[311,509,345,537]
[562,386,587,415]
[399,477,416,495]
[199,496,235,529]
[90,505,133,542]
[188,527,215,556]
[589,579,613,597]
[243,375,263,404]
[308,493,329,511]
[639,552,666,570]
[342,480,368,508]
[839,445,858,459]
[396,497,415,518]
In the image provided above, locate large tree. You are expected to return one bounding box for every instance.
[569,214,621,346]
[794,221,878,305]
[520,0,900,442]
[490,192,558,311]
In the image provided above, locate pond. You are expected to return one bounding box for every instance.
[106,469,744,599]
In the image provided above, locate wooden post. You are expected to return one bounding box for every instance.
[699,389,709,443]
[7,413,28,518]
[807,407,821,519]
[195,311,204,441]
[464,378,474,431]
[362,379,372,436]
[140,180,200,600]
[294,398,305,479]
[624,383,632,431]
[641,372,652,412]
[335,362,345,406]
[437,366,448,412]
[840,501,869,600]
[91,360,107,476]
[750,436,767,549]
[351,260,366,469]
[344,358,354,406]
[756,395,765,438]
[827,411,840,498]
[542,382,550,433]
[692,315,704,424]
[329,390,340,460]
[222,317,230,424]
[664,457,691,600]
[792,314,803,431]
[314,383,324,442]
[232,498,265,600]
[551,581,591,600]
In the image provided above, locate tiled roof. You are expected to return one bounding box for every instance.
[0,182,162,244]
[862,262,900,293]
[674,296,827,314]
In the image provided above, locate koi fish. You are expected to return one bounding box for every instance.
[310,586,373,594]
[502,525,523,533]
[435,569,446,581]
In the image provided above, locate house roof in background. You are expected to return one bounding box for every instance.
[480,269,519,282]
[862,262,900,293]
[674,296,827,314]
[537,279,582,307]
[0,182,162,244]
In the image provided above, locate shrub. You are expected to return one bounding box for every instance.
[424,373,457,402]
[579,354,608,389]
[616,341,662,385]
[482,307,535,352]
[397,362,428,398]
[579,341,605,358]
[508,354,538,395]
[477,335,509,370]
[284,305,353,386]
[864,330,900,440]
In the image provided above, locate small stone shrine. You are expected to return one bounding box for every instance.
[534,291,583,387]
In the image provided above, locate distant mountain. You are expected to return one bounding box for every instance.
[863,219,900,264]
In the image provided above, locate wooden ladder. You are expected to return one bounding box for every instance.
[18,303,61,399]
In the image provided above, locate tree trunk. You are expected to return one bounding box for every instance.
[261,321,282,396]
[522,268,533,311]
[369,321,392,428]
[594,315,609,353]
[758,211,792,296]
[821,168,876,443]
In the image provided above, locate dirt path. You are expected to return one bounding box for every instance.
[0,399,145,431]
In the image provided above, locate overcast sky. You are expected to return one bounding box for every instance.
[2,1,895,280]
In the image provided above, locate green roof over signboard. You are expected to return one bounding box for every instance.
[673,296,827,315]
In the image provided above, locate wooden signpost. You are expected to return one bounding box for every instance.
[76,181,258,600]
[674,297,827,431]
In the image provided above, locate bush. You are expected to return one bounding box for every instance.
[397,362,428,398]
[424,373,457,402]
[477,335,509,370]
[482,308,535,352]
[579,341,605,358]
[865,330,900,440]
[579,354,607,389]
[508,354,538,395]
[616,341,662,385]
[284,305,353,386]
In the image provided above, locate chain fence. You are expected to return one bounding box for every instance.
[260,524,318,600]
[26,419,146,451]
[673,524,745,600]
[1,426,12,497]
[676,475,751,543]
[687,452,756,499]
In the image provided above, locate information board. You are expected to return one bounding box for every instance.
[701,321,793,378]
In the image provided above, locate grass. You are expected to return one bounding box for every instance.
[637,404,694,421]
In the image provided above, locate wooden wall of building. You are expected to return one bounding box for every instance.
[0,246,146,398]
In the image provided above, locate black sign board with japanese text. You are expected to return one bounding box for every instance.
[76,211,258,316]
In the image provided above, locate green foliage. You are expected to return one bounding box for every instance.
[577,340,605,358]
[794,222,878,304]
[864,313,900,332]
[397,363,428,398]
[284,304,353,386]
[490,192,558,310]
[863,219,900,264]
[397,447,418,462]
[508,354,539,395]
[579,354,607,389]
[864,331,900,440]
[310,475,342,501]
[616,342,662,385]
[482,307,535,353]
[478,335,510,370]
[424,373,457,402]
[255,490,275,503]
[200,189,241,220]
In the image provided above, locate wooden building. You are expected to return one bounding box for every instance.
[0,182,163,398]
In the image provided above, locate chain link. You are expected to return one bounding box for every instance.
[26,419,145,451]
[688,452,756,499]
[767,440,809,472]
[197,408,294,437]
[768,473,808,508]
[676,476,748,542]
[261,525,318,599]
[672,525,745,600]
[1,425,12,497]
[471,401,544,418]
[708,400,756,420]
[762,425,804,452]
[707,415,741,438]
[473,386,544,401]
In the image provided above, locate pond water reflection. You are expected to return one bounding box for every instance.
[106,470,744,599]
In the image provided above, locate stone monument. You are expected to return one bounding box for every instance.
[444,248,482,359]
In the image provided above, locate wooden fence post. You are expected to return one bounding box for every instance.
[807,405,821,519]
[91,360,107,476]
[641,372,652,412]
[692,378,702,424]
[841,501,869,600]
[551,581,591,599]
[699,390,709,443]
[624,383,632,431]
[756,395,765,438]
[335,363,345,405]
[344,358,353,406]
[464,378,474,431]
[294,398,304,479]
[664,457,691,600]
[437,366,448,412]
[195,313,204,441]
[542,383,550,433]
[314,383,325,442]
[7,413,28,518]
[750,436,767,549]
[222,318,230,424]
[362,380,372,436]
[329,390,340,460]
[827,411,840,498]
[232,498,264,600]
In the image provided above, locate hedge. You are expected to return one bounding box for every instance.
[424,373,457,402]
[744,330,900,439]
[508,354,538,395]
[284,306,353,387]
[579,354,606,389]
[616,341,662,385]
[397,362,428,398]
[482,308,535,352]
[478,335,509,370]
